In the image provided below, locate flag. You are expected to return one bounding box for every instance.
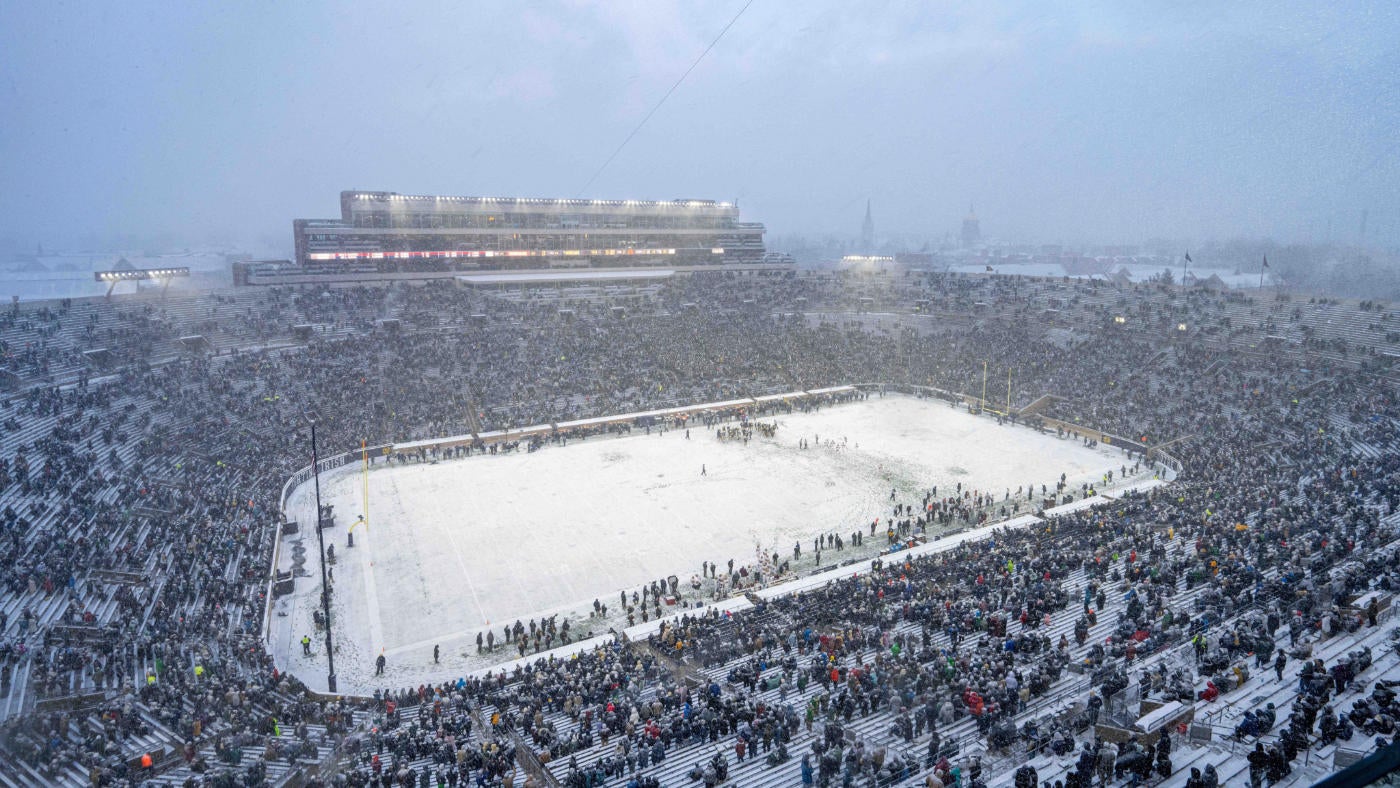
[985,265,994,272]
[1184,252,1192,263]
[1262,256,1269,269]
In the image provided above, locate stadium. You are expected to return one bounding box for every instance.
[225,191,777,285]
[0,212,1398,788]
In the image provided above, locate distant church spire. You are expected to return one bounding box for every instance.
[861,199,875,252]
[961,203,981,247]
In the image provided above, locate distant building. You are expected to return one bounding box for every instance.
[961,205,981,247]
[861,200,875,252]
[291,190,769,274]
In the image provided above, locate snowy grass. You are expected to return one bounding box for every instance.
[275,394,1135,693]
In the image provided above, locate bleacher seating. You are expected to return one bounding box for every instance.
[0,273,1395,787]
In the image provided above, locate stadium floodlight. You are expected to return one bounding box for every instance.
[93,267,190,281]
[94,267,190,296]
[1177,323,1188,332]
[1114,315,1127,324]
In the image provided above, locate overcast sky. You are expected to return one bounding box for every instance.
[2,0,1397,254]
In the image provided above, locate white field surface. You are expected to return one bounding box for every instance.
[274,394,1141,693]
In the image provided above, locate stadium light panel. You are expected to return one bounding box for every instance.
[94,267,191,282]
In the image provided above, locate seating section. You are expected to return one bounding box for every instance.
[0,273,1395,787]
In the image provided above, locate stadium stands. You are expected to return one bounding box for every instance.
[0,272,1397,786]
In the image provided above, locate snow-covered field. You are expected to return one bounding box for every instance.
[273,394,1137,692]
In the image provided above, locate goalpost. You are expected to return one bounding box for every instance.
[348,440,370,541]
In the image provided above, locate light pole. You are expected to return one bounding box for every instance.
[308,415,337,693]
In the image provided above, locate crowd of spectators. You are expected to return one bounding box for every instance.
[0,271,1395,787]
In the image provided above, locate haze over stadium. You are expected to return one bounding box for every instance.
[3,3,1400,788]
[3,2,1399,256]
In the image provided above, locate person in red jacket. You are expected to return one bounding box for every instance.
[1199,681,1219,702]
[963,687,985,715]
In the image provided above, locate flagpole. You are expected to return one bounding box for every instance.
[1259,257,1266,290]
[307,416,336,694]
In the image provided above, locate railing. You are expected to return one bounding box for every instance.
[1155,446,1185,475]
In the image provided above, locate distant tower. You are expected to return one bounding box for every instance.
[961,204,981,247]
[861,199,875,252]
